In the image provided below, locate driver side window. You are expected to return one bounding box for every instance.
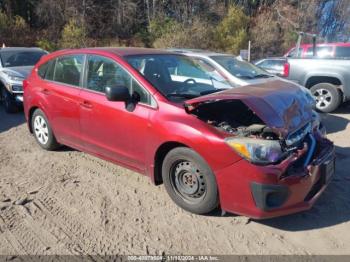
[86,55,151,104]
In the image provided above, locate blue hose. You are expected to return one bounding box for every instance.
[304,134,316,167]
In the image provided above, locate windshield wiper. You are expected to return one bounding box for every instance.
[200,89,227,95]
[238,74,273,79]
[238,75,254,79]
[252,74,273,78]
[166,93,199,99]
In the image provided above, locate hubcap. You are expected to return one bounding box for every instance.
[172,161,206,201]
[312,88,332,109]
[34,115,49,145]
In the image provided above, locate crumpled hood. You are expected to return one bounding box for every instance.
[185,80,313,137]
[2,66,33,78]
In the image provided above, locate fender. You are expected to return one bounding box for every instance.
[145,116,241,182]
[303,71,344,87]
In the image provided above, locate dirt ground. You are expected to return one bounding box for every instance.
[0,105,350,256]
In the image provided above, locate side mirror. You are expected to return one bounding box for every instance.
[105,86,130,102]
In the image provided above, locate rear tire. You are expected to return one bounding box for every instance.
[310,83,341,113]
[31,109,60,150]
[1,87,19,113]
[162,147,219,214]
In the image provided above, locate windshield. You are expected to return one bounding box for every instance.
[0,50,46,67]
[125,54,232,100]
[210,55,272,80]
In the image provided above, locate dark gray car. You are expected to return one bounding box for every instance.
[0,47,47,113]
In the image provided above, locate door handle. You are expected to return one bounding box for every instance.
[80,100,93,109]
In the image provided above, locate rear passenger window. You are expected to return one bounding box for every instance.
[335,46,350,58]
[53,55,84,86]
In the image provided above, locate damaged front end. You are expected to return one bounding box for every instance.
[184,86,335,217]
[184,84,330,170]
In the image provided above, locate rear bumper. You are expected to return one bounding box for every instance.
[216,137,335,219]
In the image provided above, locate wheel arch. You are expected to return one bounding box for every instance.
[28,106,40,133]
[153,141,189,185]
[0,80,8,99]
[305,75,342,89]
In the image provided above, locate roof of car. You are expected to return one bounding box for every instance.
[77,47,174,57]
[166,48,232,57]
[286,42,350,53]
[258,57,287,60]
[0,47,45,52]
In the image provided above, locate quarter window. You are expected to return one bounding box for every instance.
[38,62,49,78]
[86,55,151,104]
[38,59,55,80]
[53,55,84,86]
[45,59,55,81]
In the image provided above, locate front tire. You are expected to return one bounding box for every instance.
[1,87,19,113]
[31,109,60,150]
[310,83,342,113]
[162,147,219,214]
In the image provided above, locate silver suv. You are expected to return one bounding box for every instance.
[0,47,47,113]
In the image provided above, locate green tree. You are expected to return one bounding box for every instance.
[60,19,87,49]
[214,5,249,54]
[151,18,215,50]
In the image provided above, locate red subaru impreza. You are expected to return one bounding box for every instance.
[23,48,335,219]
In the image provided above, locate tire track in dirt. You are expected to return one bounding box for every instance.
[33,192,152,255]
[35,195,120,255]
[0,206,68,259]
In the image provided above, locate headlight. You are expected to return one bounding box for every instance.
[3,71,25,82]
[225,137,283,165]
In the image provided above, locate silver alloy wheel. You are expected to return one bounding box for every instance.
[313,88,332,110]
[33,115,49,145]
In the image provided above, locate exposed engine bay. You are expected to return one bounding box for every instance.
[191,100,279,140]
[188,99,319,166]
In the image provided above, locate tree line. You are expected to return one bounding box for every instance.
[0,0,348,58]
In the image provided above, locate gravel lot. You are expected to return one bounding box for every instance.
[0,105,350,256]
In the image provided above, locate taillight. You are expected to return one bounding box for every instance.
[23,79,28,90]
[283,62,290,77]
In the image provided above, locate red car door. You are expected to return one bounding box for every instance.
[43,54,84,147]
[79,55,155,172]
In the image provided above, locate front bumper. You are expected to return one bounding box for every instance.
[216,137,335,219]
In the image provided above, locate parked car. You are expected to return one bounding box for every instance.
[254,57,289,77]
[170,49,315,107]
[167,48,281,87]
[0,47,48,113]
[284,42,350,58]
[286,57,350,112]
[24,48,335,219]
